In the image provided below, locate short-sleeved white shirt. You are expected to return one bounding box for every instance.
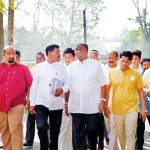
[142,68,150,88]
[68,58,107,114]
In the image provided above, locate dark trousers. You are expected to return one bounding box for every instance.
[25,112,35,144]
[98,113,104,150]
[35,105,63,150]
[137,113,150,150]
[71,113,103,150]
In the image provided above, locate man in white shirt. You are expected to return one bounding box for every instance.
[29,44,69,150]
[58,48,75,150]
[23,52,45,148]
[65,43,107,150]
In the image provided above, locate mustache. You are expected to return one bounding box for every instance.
[109,61,114,63]
[8,58,15,63]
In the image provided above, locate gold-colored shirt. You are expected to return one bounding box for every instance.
[108,68,144,114]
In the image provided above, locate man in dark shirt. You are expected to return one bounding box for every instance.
[0,46,32,150]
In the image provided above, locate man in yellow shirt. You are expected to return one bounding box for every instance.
[104,51,147,150]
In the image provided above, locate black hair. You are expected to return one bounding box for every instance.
[63,48,75,57]
[45,44,59,56]
[77,43,88,51]
[119,51,133,61]
[132,50,142,59]
[16,50,21,57]
[91,50,99,55]
[141,58,150,65]
[36,52,45,59]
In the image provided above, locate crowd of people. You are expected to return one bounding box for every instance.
[0,44,150,150]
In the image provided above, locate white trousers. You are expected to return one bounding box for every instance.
[105,114,119,150]
[113,112,138,150]
[58,111,72,150]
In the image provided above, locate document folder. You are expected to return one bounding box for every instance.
[50,78,64,98]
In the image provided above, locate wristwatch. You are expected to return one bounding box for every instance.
[142,109,148,113]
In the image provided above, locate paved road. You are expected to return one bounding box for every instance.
[22,113,150,150]
[0,113,150,150]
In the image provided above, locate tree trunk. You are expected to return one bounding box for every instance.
[8,0,14,46]
[0,12,4,62]
[144,38,150,57]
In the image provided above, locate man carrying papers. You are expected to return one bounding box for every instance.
[29,44,69,150]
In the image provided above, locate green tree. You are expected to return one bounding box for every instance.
[120,28,144,53]
[43,0,104,47]
[130,0,150,56]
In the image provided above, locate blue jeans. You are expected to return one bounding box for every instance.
[71,113,103,150]
[35,105,63,150]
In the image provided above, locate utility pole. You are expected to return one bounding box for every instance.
[83,9,87,44]
[36,0,42,28]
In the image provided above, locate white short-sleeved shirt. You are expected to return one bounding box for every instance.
[142,68,150,88]
[68,58,107,114]
[30,61,69,110]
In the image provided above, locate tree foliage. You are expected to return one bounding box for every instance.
[43,0,104,47]
[1,0,104,60]
[120,28,144,52]
[130,0,150,56]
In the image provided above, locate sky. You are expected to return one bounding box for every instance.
[4,0,149,39]
[97,0,140,38]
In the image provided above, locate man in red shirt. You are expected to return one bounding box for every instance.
[0,46,32,150]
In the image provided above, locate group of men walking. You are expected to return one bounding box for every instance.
[0,44,150,150]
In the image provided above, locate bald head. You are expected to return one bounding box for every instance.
[3,46,15,53]
[3,46,16,65]
[107,50,118,68]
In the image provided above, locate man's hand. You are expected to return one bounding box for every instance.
[25,100,30,110]
[140,111,147,122]
[54,88,63,97]
[29,106,36,114]
[64,104,70,116]
[98,101,105,113]
[104,107,111,118]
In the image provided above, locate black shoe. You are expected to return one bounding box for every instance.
[0,146,3,149]
[23,142,33,147]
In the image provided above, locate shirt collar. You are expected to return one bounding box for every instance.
[46,61,58,65]
[77,57,90,64]
[0,61,18,66]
